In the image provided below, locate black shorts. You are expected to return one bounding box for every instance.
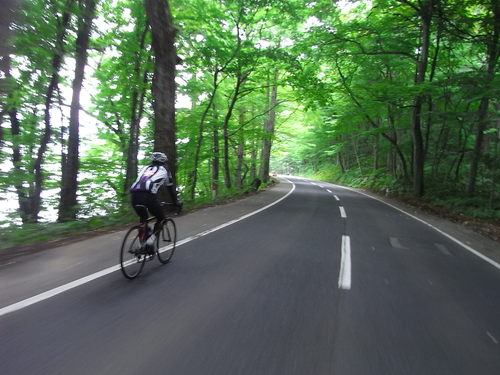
[130,191,165,223]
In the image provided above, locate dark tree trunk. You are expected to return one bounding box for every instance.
[31,5,72,222]
[466,0,499,195]
[235,111,245,189]
[212,120,220,200]
[337,151,346,174]
[373,133,380,171]
[145,0,177,202]
[222,69,249,189]
[259,70,278,183]
[1,0,31,222]
[58,0,96,222]
[409,0,434,197]
[124,26,150,196]
[249,138,257,182]
[0,113,4,147]
[9,89,30,221]
[2,46,29,222]
[423,9,441,160]
[0,1,16,150]
[187,70,219,200]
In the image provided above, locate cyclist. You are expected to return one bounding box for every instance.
[130,151,179,252]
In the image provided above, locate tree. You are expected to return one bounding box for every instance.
[1,0,497,227]
[58,0,97,221]
[145,0,177,201]
[259,69,279,183]
[32,1,73,222]
[466,0,499,195]
[91,0,152,200]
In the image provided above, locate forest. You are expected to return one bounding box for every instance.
[0,0,498,247]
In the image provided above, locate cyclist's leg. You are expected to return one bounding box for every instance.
[131,192,154,248]
[147,196,166,235]
[131,191,150,223]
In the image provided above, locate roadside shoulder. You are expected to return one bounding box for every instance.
[354,187,500,267]
[0,179,291,264]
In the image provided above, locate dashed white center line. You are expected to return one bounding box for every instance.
[339,206,347,218]
[435,243,451,256]
[487,331,498,345]
[0,261,16,267]
[338,235,351,290]
[334,195,340,201]
[389,236,409,250]
[326,189,332,194]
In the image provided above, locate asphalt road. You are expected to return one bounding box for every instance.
[1,177,499,375]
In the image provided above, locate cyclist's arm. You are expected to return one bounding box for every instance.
[162,167,180,205]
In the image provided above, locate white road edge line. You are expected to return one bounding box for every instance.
[339,206,347,218]
[326,182,500,271]
[338,235,351,290]
[0,179,297,318]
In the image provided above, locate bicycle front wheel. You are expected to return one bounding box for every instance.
[157,218,177,264]
[120,226,146,279]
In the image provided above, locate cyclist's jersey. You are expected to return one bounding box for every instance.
[130,165,173,194]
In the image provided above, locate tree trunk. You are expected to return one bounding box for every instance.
[409,0,434,197]
[222,70,248,189]
[235,110,245,189]
[31,5,72,222]
[353,135,363,173]
[1,40,29,223]
[212,121,220,200]
[58,0,96,222]
[373,133,380,171]
[0,113,4,147]
[423,11,441,160]
[337,151,346,173]
[1,0,31,222]
[124,25,150,197]
[466,0,499,194]
[145,0,177,202]
[187,70,219,200]
[0,1,16,149]
[0,0,18,74]
[249,138,257,182]
[259,70,278,183]
[336,59,409,181]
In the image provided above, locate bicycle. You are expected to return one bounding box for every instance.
[120,202,179,279]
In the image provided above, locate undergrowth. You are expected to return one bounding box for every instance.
[307,167,499,221]
[0,183,271,252]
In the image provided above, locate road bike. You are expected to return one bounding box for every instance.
[120,202,179,279]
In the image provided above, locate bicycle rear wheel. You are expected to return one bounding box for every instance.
[120,226,146,279]
[157,218,177,264]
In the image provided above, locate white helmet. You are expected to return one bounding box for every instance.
[150,152,168,163]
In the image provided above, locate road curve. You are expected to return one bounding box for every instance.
[1,177,499,375]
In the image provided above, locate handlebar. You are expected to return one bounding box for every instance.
[160,201,183,214]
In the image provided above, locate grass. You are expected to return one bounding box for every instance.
[0,210,137,251]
